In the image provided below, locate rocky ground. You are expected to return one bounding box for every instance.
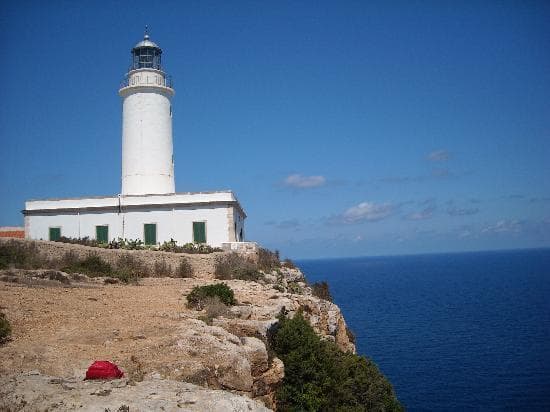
[0,264,354,411]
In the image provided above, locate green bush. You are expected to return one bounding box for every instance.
[281,258,296,269]
[182,242,221,254]
[311,281,333,302]
[176,258,194,278]
[271,312,403,412]
[186,283,235,310]
[214,253,261,281]
[0,312,11,344]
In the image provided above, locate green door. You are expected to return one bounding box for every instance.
[193,221,206,244]
[49,227,61,241]
[144,223,157,245]
[96,225,108,243]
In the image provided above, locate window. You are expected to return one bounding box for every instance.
[96,225,109,244]
[49,227,61,241]
[193,221,206,244]
[144,223,157,245]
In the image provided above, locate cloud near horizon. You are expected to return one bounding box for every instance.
[340,201,394,223]
[283,174,326,189]
[427,149,450,162]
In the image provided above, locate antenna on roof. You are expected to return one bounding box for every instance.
[144,25,149,40]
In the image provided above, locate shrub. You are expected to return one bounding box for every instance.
[0,240,47,269]
[281,258,296,269]
[159,238,182,253]
[0,312,11,344]
[186,283,235,310]
[199,296,229,325]
[55,236,98,247]
[287,282,304,295]
[176,258,194,278]
[271,312,403,412]
[214,253,261,281]
[181,243,221,254]
[154,259,172,277]
[257,248,280,271]
[114,254,148,283]
[63,254,113,277]
[311,281,333,302]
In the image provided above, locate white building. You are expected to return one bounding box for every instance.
[23,33,246,247]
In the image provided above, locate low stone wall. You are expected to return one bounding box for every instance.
[0,237,224,279]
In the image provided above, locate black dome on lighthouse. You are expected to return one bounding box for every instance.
[131,32,162,71]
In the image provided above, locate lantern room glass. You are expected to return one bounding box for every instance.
[132,47,162,70]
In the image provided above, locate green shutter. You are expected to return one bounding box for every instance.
[144,223,156,245]
[49,227,61,241]
[193,221,206,244]
[96,225,108,243]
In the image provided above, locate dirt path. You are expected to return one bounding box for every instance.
[0,277,204,378]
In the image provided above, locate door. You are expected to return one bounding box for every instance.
[49,227,61,241]
[193,221,206,244]
[144,223,157,245]
[96,225,108,243]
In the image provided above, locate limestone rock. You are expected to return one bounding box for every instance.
[0,372,272,411]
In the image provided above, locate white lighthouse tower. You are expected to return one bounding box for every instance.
[119,31,175,195]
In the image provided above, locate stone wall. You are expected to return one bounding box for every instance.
[0,237,223,279]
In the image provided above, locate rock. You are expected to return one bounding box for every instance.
[172,320,254,392]
[0,372,272,411]
[241,337,269,376]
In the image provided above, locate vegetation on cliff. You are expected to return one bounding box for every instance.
[0,312,11,344]
[186,283,236,310]
[271,311,403,411]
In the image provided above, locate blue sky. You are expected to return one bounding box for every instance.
[1,1,549,258]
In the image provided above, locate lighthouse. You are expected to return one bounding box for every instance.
[119,32,175,195]
[23,31,250,249]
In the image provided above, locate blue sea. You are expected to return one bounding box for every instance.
[297,248,550,411]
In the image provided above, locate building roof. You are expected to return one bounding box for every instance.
[23,191,247,218]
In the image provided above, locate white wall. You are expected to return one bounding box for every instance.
[26,204,242,247]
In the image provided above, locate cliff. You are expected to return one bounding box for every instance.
[0,239,355,411]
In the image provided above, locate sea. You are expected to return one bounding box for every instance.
[297,248,550,411]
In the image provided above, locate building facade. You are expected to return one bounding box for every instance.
[23,33,247,247]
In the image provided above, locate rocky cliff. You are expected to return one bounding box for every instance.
[0,239,355,411]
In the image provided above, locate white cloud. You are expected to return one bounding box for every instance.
[427,149,450,162]
[405,206,436,220]
[341,201,394,223]
[283,174,326,188]
[481,219,522,234]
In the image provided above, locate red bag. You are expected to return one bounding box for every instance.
[85,361,124,380]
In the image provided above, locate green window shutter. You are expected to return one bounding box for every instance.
[96,225,108,243]
[193,221,206,244]
[144,223,157,245]
[49,227,61,241]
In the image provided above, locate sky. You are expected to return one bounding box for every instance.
[1,1,549,259]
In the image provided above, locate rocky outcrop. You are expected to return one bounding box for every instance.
[0,240,355,410]
[0,371,271,411]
